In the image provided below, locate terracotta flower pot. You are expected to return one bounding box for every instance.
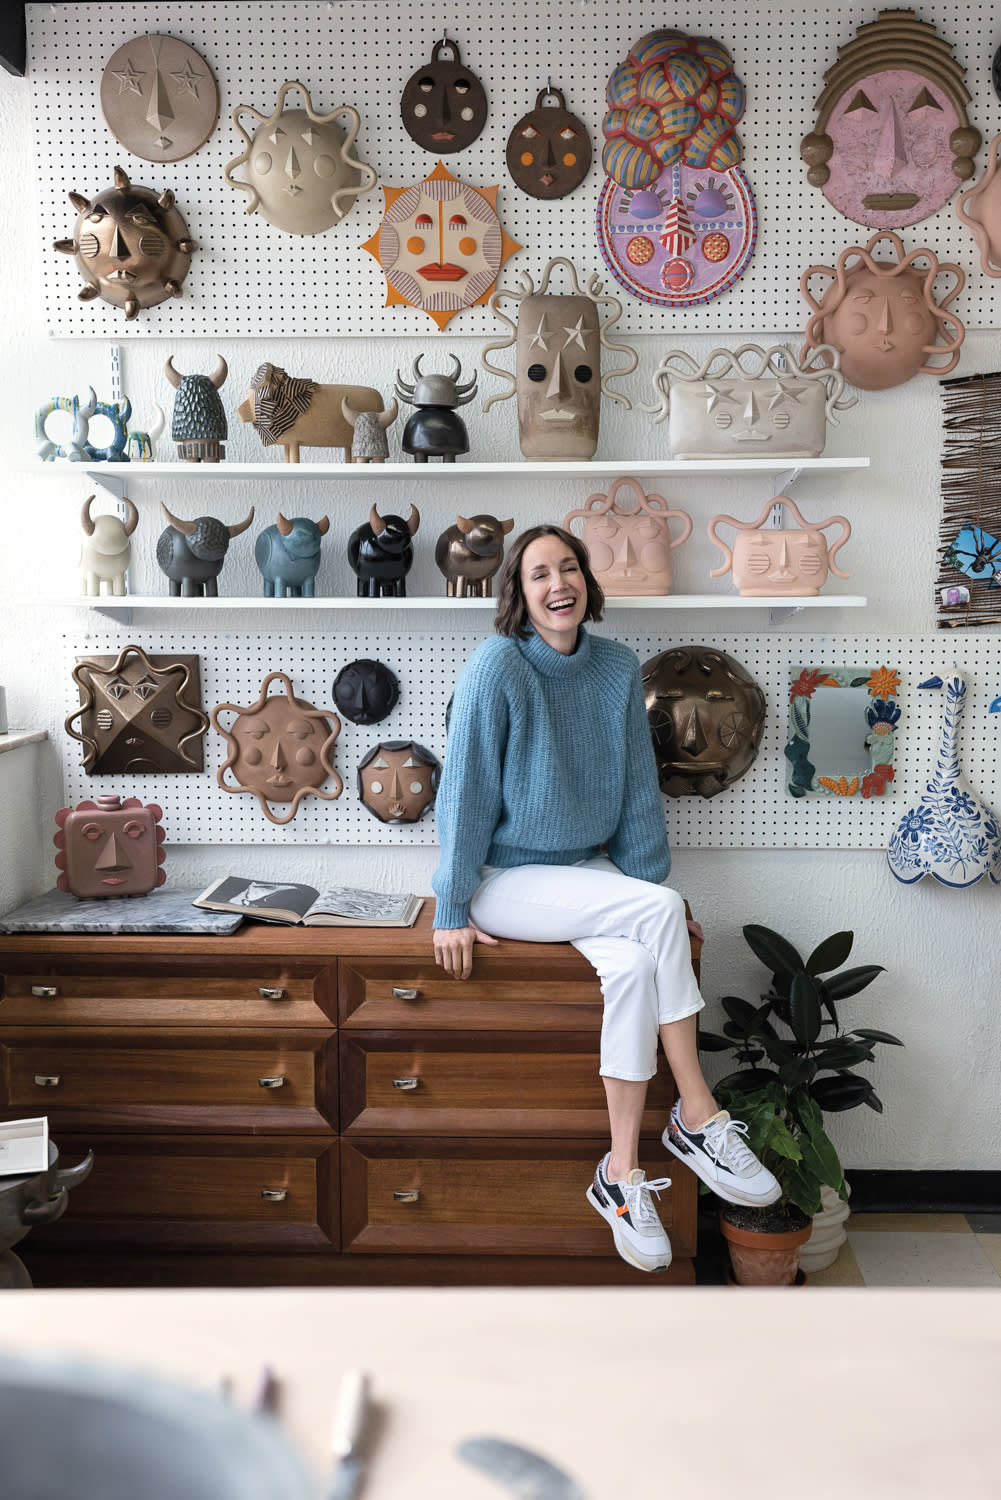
[720,1209,812,1286]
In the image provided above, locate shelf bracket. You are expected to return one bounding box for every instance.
[768,602,804,626]
[86,468,128,501]
[773,466,802,496]
[89,601,133,625]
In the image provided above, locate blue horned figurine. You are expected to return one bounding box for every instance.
[348,502,421,597]
[256,512,330,597]
[157,502,256,596]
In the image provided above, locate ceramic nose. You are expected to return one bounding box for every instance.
[545,358,566,399]
[680,705,709,754]
[742,389,759,425]
[877,297,893,334]
[270,740,286,770]
[874,99,908,176]
[95,832,133,871]
[110,225,129,261]
[283,147,301,182]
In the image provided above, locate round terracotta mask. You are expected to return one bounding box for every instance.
[401,39,487,153]
[507,89,591,199]
[641,645,766,798]
[358,740,440,823]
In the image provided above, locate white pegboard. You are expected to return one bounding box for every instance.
[60,627,1001,849]
[28,0,1001,338]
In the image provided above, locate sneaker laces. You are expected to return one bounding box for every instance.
[622,1172,672,1229]
[701,1116,759,1176]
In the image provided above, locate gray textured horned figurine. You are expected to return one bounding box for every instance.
[165,355,228,462]
[341,396,399,462]
[395,355,476,462]
[157,503,256,596]
[435,513,515,597]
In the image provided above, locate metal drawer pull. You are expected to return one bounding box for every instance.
[34,1074,61,1087]
[31,985,59,998]
[391,986,419,1000]
[260,1188,287,1202]
[392,1077,420,1090]
[258,986,286,1000]
[393,1189,420,1203]
[258,1075,287,1089]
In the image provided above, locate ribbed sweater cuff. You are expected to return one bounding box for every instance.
[433,896,471,930]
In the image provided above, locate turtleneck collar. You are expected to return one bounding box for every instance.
[515,624,593,678]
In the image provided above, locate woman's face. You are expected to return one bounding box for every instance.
[519,534,587,653]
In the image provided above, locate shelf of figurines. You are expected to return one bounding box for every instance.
[74,457,871,482]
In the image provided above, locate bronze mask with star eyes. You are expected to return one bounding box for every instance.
[642,645,766,798]
[66,645,207,774]
[358,740,440,823]
[507,88,592,199]
[211,672,342,825]
[401,39,488,153]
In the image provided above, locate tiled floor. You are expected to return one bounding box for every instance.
[807,1212,1001,1287]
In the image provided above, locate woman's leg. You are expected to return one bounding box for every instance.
[659,1013,717,1131]
[602,1077,648,1183]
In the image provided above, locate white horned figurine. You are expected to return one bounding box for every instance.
[77,492,139,597]
[341,396,399,463]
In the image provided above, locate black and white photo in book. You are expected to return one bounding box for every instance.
[193,876,424,928]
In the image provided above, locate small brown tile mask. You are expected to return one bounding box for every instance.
[211,672,342,825]
[67,644,207,774]
[358,740,440,823]
[401,38,488,153]
[54,793,166,899]
[507,88,591,199]
[642,645,766,798]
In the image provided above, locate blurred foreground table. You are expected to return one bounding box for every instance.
[0,1287,997,1498]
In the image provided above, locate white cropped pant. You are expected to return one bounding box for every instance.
[469,855,704,1082]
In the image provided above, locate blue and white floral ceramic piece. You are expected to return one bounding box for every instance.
[887,671,1001,887]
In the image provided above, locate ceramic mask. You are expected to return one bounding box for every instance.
[801,231,964,391]
[642,645,766,798]
[956,134,1001,277]
[708,496,851,597]
[225,82,376,234]
[332,659,400,725]
[482,258,637,460]
[54,794,166,899]
[597,29,755,308]
[358,740,440,823]
[401,39,488,153]
[647,344,854,459]
[66,646,207,774]
[363,161,519,331]
[563,477,691,596]
[800,11,980,230]
[211,672,342,825]
[100,33,219,164]
[506,89,591,199]
[53,166,195,320]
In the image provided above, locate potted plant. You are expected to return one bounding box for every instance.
[700,924,903,1285]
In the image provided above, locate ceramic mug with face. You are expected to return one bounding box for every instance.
[708,496,852,597]
[563,476,692,596]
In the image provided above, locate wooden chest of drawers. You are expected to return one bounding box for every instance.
[0,912,698,1287]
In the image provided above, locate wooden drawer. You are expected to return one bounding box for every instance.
[341,1139,695,1257]
[340,956,603,1031]
[27,1135,338,1250]
[1,1029,335,1132]
[0,960,334,1027]
[340,1032,676,1136]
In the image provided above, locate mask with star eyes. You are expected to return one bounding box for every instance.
[225,81,376,235]
[507,88,592,199]
[54,793,166,899]
[53,166,196,320]
[210,672,342,826]
[358,740,440,823]
[66,645,208,775]
[401,39,488,153]
[642,645,766,798]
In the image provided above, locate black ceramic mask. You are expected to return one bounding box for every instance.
[506,89,591,199]
[401,39,488,153]
[332,659,400,725]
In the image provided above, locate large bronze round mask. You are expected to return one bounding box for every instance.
[507,89,591,199]
[642,645,765,798]
[401,39,488,153]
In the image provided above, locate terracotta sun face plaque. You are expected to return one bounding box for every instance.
[597,28,755,308]
[54,794,166,899]
[401,38,488,153]
[362,160,520,330]
[358,740,440,823]
[507,88,591,199]
[800,9,980,230]
[801,231,965,390]
[563,476,692,596]
[225,81,376,235]
[642,645,766,798]
[211,672,342,825]
[101,33,219,163]
[66,645,207,775]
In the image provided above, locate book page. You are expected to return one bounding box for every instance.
[309,887,413,921]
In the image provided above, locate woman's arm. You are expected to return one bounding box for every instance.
[606,662,673,884]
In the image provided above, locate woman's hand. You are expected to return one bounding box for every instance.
[433,924,499,980]
[686,917,705,944]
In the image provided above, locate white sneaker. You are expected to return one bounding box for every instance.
[585,1153,672,1272]
[663,1102,781,1207]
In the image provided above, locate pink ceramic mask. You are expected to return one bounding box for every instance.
[956,133,1001,276]
[54,794,166,899]
[563,476,691,596]
[708,496,851,596]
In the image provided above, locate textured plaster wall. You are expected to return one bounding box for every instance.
[1,19,1000,1172]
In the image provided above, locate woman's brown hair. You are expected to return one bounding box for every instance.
[493,524,604,639]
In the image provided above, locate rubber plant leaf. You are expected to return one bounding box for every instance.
[806,930,854,975]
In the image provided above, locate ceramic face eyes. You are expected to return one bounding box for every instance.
[401,41,488,153]
[507,90,591,198]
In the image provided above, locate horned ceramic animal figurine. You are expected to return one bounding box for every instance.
[341,396,398,463]
[237,363,384,462]
[78,493,139,597]
[435,513,515,597]
[83,395,133,462]
[395,356,476,462]
[256,513,330,597]
[165,356,228,461]
[348,504,421,597]
[157,503,256,596]
[35,389,97,462]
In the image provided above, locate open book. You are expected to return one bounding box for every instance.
[192,876,423,928]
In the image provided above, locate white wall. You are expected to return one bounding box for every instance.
[2,6,999,1173]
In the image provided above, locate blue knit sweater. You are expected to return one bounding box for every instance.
[432,626,671,929]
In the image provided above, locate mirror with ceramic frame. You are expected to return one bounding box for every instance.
[785,665,901,798]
